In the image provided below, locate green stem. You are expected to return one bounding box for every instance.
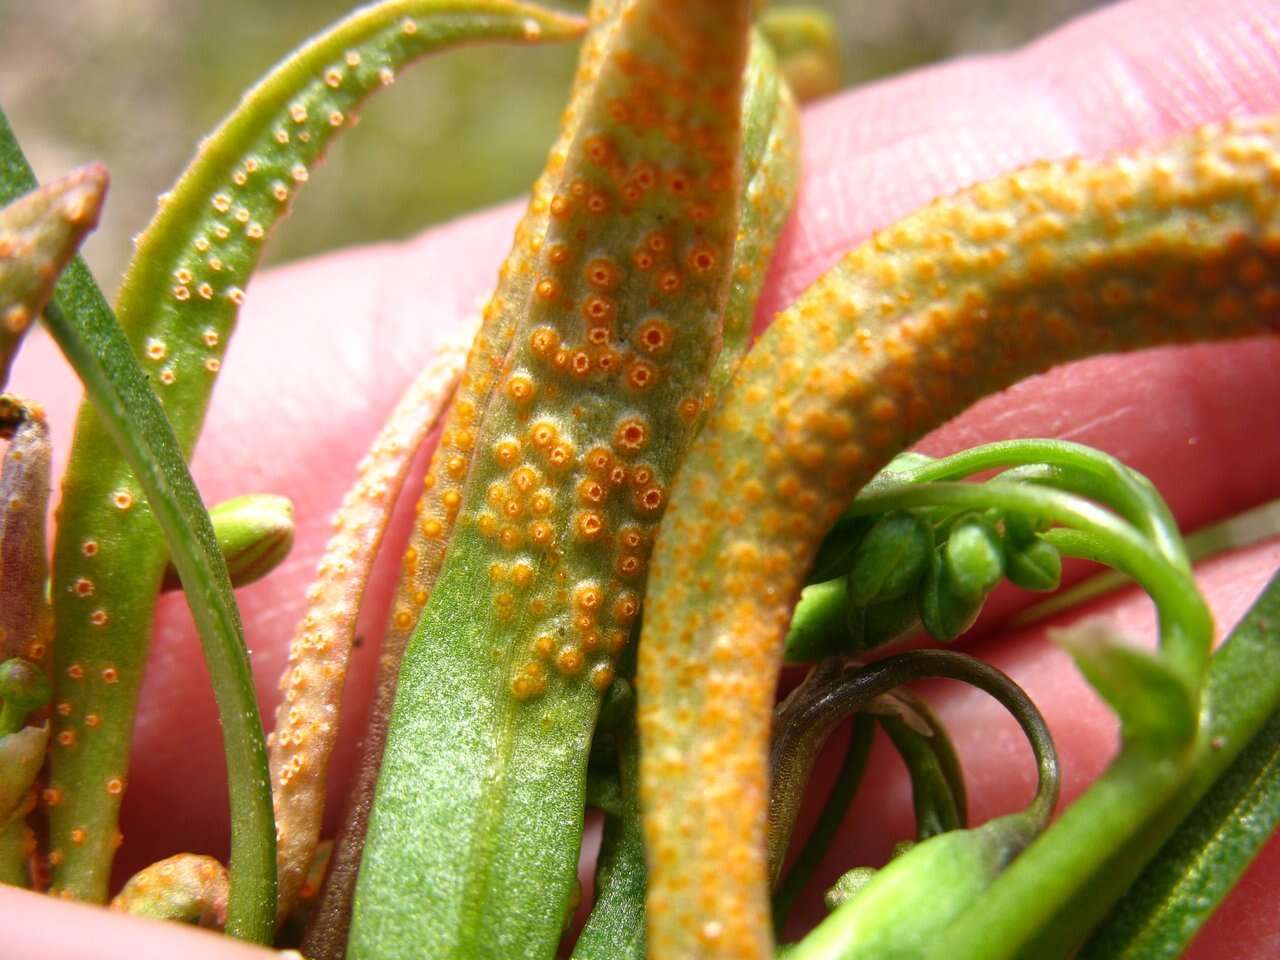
[1038,571,1280,958]
[879,705,964,841]
[1014,497,1280,629]
[40,298,276,940]
[900,440,1187,571]
[573,731,647,960]
[771,714,875,931]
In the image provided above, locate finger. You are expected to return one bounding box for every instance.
[9,0,1279,890]
[0,885,272,960]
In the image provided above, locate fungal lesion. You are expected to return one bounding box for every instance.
[110,854,230,929]
[636,115,1280,959]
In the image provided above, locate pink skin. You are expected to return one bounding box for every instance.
[7,0,1280,955]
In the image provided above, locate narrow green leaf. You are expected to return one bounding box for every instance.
[37,0,584,908]
[1055,621,1198,752]
[573,731,647,960]
[1082,708,1280,959]
[1074,571,1280,958]
[0,118,276,941]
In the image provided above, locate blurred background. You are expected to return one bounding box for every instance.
[0,0,1105,290]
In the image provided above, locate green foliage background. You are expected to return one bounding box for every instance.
[0,0,1099,288]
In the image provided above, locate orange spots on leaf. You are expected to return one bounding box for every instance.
[626,360,658,391]
[614,417,649,454]
[584,135,615,165]
[531,325,560,356]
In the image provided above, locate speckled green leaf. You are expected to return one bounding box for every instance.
[41,0,584,907]
[351,2,753,957]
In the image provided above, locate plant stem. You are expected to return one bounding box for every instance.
[771,714,875,931]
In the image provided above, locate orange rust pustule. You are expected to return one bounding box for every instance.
[637,116,1280,959]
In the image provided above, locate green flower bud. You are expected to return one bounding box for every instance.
[161,493,294,592]
[0,657,50,734]
[1001,509,1050,542]
[785,577,854,662]
[1004,535,1062,592]
[808,515,870,584]
[944,515,1004,601]
[847,512,933,607]
[849,593,921,652]
[919,552,985,643]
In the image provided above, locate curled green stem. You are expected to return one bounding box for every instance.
[848,482,1209,689]
[771,713,875,931]
[901,439,1188,572]
[877,693,966,841]
[770,650,1059,883]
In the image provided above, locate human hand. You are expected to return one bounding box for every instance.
[6,0,1280,955]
